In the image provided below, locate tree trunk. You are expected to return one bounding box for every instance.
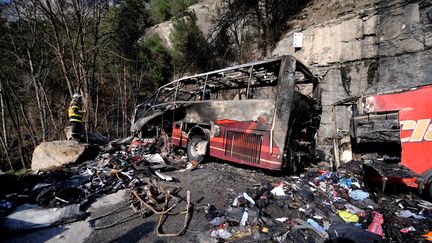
[27,49,46,142]
[0,134,13,172]
[0,79,8,147]
[122,64,129,138]
[8,85,37,146]
[43,0,74,97]
[3,81,26,169]
[90,0,101,128]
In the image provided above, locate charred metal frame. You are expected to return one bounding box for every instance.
[333,96,402,160]
[131,55,320,171]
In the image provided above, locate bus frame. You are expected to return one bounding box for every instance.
[132,55,321,172]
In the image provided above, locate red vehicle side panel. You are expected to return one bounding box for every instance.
[369,85,432,177]
[171,119,283,170]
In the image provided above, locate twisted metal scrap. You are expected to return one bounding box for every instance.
[131,181,191,237]
[156,190,191,237]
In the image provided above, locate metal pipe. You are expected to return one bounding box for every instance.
[270,112,276,155]
[202,75,208,101]
[246,66,254,99]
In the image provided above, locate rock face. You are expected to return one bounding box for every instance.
[31,141,99,171]
[144,0,221,49]
[272,0,432,157]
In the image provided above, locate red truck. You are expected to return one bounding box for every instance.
[335,84,432,198]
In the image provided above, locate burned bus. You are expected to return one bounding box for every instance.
[131,56,321,172]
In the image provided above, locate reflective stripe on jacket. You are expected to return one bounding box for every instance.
[68,101,83,123]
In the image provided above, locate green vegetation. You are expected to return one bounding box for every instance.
[138,34,172,89]
[114,0,153,59]
[149,0,197,23]
[170,11,210,75]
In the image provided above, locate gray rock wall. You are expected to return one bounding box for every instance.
[272,0,432,157]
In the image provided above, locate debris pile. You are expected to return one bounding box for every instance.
[1,136,431,242]
[0,135,191,233]
[205,161,432,242]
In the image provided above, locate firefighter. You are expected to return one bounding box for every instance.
[68,92,86,141]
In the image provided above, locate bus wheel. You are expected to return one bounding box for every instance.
[187,135,208,164]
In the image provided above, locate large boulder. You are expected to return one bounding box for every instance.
[31,141,99,171]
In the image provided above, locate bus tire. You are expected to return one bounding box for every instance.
[187,135,208,163]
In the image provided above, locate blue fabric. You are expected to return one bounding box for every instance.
[349,190,370,201]
[307,218,326,233]
[339,178,353,188]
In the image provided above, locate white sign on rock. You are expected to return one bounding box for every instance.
[293,32,303,48]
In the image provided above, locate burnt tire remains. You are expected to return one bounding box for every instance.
[187,135,208,163]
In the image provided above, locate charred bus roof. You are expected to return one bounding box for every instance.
[131,55,319,133]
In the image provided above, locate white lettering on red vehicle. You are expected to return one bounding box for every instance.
[400,119,432,142]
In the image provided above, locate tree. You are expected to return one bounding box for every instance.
[149,0,197,23]
[138,34,172,91]
[170,10,210,76]
[214,0,312,57]
[114,0,152,59]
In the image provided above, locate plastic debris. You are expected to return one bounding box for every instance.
[338,177,352,189]
[143,154,165,164]
[210,228,232,239]
[154,171,173,181]
[307,218,326,234]
[337,210,360,223]
[232,196,240,207]
[367,211,384,237]
[275,217,288,222]
[210,216,225,226]
[271,186,285,196]
[349,189,370,201]
[242,192,255,206]
[400,226,416,233]
[240,208,249,226]
[345,203,366,217]
[396,210,426,219]
[1,135,429,243]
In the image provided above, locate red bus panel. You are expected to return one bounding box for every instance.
[368,85,432,177]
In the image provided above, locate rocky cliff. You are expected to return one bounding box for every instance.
[145,0,219,48]
[272,0,432,156]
